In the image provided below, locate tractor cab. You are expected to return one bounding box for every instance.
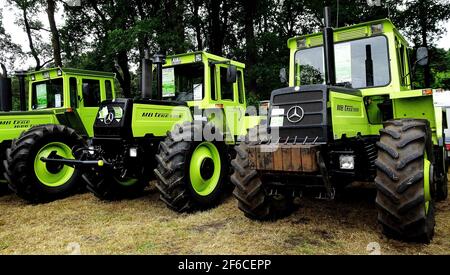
[158,52,246,110]
[0,67,116,138]
[95,52,253,140]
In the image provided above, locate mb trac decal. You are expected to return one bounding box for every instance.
[0,119,32,128]
[141,112,182,119]
[337,105,360,112]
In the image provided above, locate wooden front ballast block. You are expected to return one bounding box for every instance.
[248,144,320,173]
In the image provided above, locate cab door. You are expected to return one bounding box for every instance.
[75,77,112,137]
[215,64,242,140]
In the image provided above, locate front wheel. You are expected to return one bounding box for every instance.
[230,135,295,220]
[154,122,230,212]
[375,119,435,243]
[3,125,85,203]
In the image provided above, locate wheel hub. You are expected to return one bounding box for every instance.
[45,151,64,174]
[200,157,215,180]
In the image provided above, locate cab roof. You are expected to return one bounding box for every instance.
[26,67,116,78]
[287,18,409,47]
[167,51,246,69]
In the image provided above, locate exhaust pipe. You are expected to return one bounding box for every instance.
[15,70,27,111]
[323,6,336,86]
[152,54,166,100]
[140,51,166,100]
[0,63,12,112]
[141,50,153,99]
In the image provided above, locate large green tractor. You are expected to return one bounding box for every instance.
[0,66,116,202]
[41,51,262,211]
[231,7,448,242]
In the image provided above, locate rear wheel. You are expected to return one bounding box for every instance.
[231,128,295,220]
[3,124,85,203]
[154,121,229,212]
[85,171,148,201]
[375,119,435,243]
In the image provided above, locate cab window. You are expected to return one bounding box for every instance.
[237,71,244,104]
[161,63,204,102]
[210,67,217,101]
[105,80,113,100]
[295,35,390,88]
[82,79,101,107]
[69,77,78,108]
[220,67,234,101]
[396,39,408,86]
[31,78,64,109]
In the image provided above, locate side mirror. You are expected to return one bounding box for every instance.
[226,65,237,83]
[279,68,288,84]
[416,47,429,66]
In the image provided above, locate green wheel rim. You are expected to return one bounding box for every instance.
[189,142,221,196]
[424,152,431,214]
[34,142,75,187]
[114,177,138,187]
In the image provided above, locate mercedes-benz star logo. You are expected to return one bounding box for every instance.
[104,112,115,125]
[286,106,305,123]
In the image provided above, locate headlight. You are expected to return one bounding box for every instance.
[339,155,355,170]
[129,148,138,157]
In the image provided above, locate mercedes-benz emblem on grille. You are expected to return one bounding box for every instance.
[104,112,115,125]
[286,106,304,123]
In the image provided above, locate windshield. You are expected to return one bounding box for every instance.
[31,78,64,109]
[161,63,204,102]
[295,36,390,89]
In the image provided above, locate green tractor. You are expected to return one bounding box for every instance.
[0,66,116,202]
[231,7,448,242]
[41,51,262,211]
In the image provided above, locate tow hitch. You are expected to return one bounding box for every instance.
[40,151,109,169]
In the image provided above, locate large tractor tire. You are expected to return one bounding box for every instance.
[3,124,85,203]
[154,121,229,212]
[375,119,435,243]
[85,170,149,201]
[230,126,295,221]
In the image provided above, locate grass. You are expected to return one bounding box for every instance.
[0,183,449,255]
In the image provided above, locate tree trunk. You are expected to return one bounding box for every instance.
[419,0,431,87]
[46,0,62,67]
[208,0,223,55]
[242,0,258,93]
[22,8,41,70]
[116,50,131,98]
[192,0,203,50]
[174,0,186,53]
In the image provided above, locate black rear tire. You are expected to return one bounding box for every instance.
[154,121,230,212]
[3,124,85,203]
[230,128,295,221]
[375,119,435,243]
